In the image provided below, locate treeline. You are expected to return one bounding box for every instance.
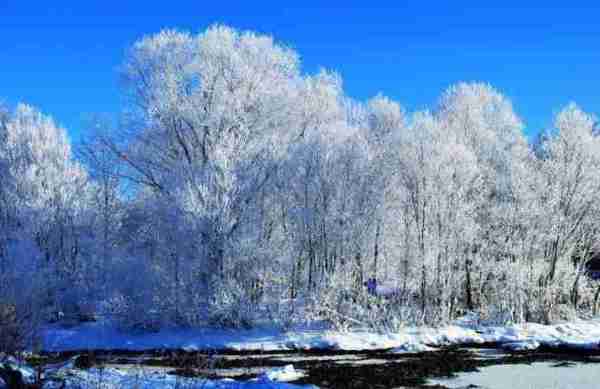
[2,25,600,348]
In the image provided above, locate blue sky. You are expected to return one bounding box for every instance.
[2,1,599,140]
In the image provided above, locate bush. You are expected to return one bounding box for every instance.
[208,279,258,329]
[0,252,46,354]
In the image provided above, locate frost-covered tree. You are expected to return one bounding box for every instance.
[0,103,93,350]
[388,110,483,322]
[363,95,406,280]
[7,105,90,292]
[101,25,342,326]
[77,116,125,306]
[433,83,536,321]
[533,104,600,321]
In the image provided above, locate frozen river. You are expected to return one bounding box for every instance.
[7,346,600,388]
[431,361,600,389]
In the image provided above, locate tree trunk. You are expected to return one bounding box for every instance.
[571,270,582,309]
[308,238,315,291]
[593,284,600,316]
[354,249,364,291]
[465,254,474,311]
[373,220,380,279]
[173,252,180,323]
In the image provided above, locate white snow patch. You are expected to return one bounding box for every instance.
[501,340,540,351]
[260,364,305,382]
[390,343,437,353]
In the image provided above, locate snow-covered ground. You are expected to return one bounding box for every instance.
[42,316,600,354]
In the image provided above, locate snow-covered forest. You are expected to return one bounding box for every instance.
[2,24,600,352]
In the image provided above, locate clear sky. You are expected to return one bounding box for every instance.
[2,1,599,141]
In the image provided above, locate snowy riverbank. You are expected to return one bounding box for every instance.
[42,316,600,354]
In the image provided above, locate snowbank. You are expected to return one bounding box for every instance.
[42,317,600,354]
[260,365,305,382]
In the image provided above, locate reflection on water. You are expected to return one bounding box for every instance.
[430,362,600,389]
